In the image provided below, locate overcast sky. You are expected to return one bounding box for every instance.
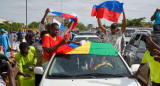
[0,0,159,27]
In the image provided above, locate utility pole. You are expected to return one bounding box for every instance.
[26,0,28,32]
[61,0,63,12]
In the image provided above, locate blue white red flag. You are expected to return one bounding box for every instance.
[50,11,78,30]
[91,1,123,23]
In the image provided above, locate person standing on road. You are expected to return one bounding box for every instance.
[27,35,35,46]
[25,30,34,43]
[16,42,37,86]
[129,35,160,86]
[151,8,160,31]
[17,29,22,41]
[0,28,10,57]
[97,9,127,52]
[32,31,48,86]
[8,29,16,50]
[13,36,23,52]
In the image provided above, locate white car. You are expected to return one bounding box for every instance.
[35,42,141,86]
[73,35,101,42]
[124,29,135,44]
[0,76,6,86]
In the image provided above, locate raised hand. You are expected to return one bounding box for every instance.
[153,49,160,62]
[45,8,50,14]
[60,37,69,45]
[7,61,18,78]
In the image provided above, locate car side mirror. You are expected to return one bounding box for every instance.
[131,64,140,73]
[34,67,44,75]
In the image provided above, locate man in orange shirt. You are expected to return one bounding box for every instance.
[42,23,81,64]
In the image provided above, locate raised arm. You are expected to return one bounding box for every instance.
[121,9,127,34]
[146,35,160,51]
[41,8,50,24]
[67,21,73,29]
[97,18,106,35]
[151,9,159,21]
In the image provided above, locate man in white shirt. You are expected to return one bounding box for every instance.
[8,29,16,49]
[39,8,73,37]
[13,36,23,52]
[97,9,127,52]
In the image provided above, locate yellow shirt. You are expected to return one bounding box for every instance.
[142,50,160,83]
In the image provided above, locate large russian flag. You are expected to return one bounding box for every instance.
[91,1,123,23]
[50,11,78,31]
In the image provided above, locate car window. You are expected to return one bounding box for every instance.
[139,40,146,48]
[73,37,101,42]
[129,34,141,47]
[47,54,131,78]
[79,33,95,35]
[124,30,135,37]
[139,35,147,49]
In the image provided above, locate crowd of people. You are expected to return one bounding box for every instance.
[0,8,160,86]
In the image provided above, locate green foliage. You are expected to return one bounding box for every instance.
[64,19,70,27]
[0,21,23,31]
[28,21,39,29]
[0,24,10,31]
[117,17,153,27]
[76,22,87,30]
[11,22,23,31]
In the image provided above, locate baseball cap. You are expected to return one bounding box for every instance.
[1,28,5,32]
[111,23,118,29]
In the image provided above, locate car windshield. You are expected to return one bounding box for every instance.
[47,54,131,79]
[73,37,100,42]
[124,30,135,37]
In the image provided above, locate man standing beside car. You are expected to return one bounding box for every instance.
[97,9,127,52]
[129,35,160,86]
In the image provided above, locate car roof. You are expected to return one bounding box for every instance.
[74,35,99,38]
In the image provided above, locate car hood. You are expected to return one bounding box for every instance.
[41,77,140,86]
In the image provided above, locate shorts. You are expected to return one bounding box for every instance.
[153,24,160,31]
[152,82,160,86]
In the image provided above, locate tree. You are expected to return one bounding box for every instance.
[11,22,23,31]
[3,21,10,26]
[117,17,153,27]
[76,22,87,30]
[0,24,10,31]
[28,21,39,29]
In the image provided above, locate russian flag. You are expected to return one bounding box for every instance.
[91,1,123,23]
[50,11,78,31]
[53,19,65,31]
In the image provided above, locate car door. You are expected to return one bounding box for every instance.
[124,34,141,66]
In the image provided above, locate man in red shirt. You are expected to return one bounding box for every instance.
[42,23,80,64]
